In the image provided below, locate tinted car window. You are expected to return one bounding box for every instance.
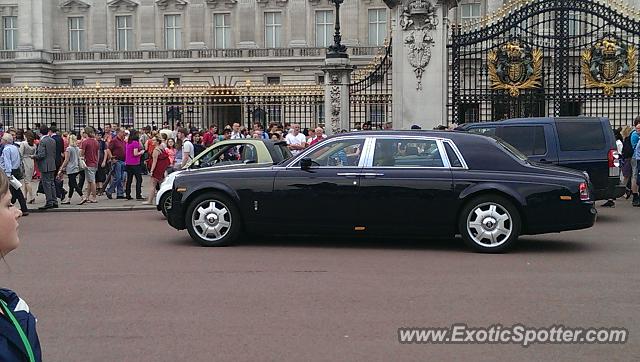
[299,139,364,167]
[444,142,463,167]
[500,126,547,156]
[373,139,444,167]
[468,127,496,137]
[555,121,605,151]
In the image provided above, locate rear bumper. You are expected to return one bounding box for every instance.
[525,201,596,235]
[593,178,626,200]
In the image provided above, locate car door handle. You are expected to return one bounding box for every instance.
[539,159,551,164]
[362,173,384,178]
[337,172,360,178]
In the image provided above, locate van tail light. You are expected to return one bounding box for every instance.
[579,182,590,201]
[608,149,620,176]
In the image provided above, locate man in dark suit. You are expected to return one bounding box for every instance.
[50,125,67,202]
[33,125,58,209]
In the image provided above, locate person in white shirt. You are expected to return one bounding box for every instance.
[286,123,307,156]
[231,122,243,139]
[177,128,194,168]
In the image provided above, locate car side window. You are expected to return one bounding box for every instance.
[239,144,258,162]
[500,126,547,156]
[297,139,365,167]
[444,142,463,168]
[468,127,496,136]
[373,139,444,167]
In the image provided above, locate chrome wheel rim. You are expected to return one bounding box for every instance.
[466,202,512,247]
[191,199,232,242]
[164,194,172,212]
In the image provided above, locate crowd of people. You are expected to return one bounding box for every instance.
[618,117,640,207]
[0,119,342,213]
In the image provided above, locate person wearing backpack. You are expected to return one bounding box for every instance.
[621,126,634,199]
[631,119,640,206]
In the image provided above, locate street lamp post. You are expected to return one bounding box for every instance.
[327,0,348,58]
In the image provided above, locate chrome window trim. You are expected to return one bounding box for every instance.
[284,135,372,169]
[365,136,449,169]
[441,138,469,170]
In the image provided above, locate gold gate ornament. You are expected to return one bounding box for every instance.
[582,37,637,96]
[488,40,543,97]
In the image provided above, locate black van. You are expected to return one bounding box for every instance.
[457,117,624,200]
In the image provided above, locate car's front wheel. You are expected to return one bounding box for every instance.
[159,193,172,218]
[459,195,521,253]
[185,192,240,247]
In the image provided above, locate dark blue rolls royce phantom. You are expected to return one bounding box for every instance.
[166,131,596,253]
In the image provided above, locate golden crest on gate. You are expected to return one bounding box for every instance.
[488,40,543,97]
[582,36,637,96]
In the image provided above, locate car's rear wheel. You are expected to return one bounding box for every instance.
[185,192,240,247]
[159,193,171,218]
[459,195,521,253]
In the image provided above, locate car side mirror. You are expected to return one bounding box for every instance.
[244,159,256,164]
[300,157,313,170]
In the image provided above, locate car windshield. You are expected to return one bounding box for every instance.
[492,137,529,163]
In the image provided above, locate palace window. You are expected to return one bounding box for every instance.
[68,17,85,51]
[264,12,282,48]
[116,15,134,51]
[368,9,387,46]
[164,14,182,50]
[2,16,17,50]
[460,3,481,22]
[315,10,334,47]
[214,13,231,49]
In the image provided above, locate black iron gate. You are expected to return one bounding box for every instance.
[349,41,392,130]
[450,0,640,128]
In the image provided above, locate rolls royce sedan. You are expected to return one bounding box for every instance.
[166,131,597,253]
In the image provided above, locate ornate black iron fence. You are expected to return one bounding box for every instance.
[450,0,640,128]
[349,41,393,130]
[0,82,324,132]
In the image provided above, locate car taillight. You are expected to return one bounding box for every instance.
[608,149,620,168]
[608,149,620,177]
[580,182,589,201]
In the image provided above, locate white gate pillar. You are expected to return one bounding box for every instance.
[388,0,457,130]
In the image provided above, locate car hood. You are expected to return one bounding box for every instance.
[526,161,588,180]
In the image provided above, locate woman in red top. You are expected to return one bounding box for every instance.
[144,137,170,205]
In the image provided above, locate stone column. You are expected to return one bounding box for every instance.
[237,0,257,48]
[189,1,206,49]
[90,1,108,51]
[17,0,33,50]
[323,57,353,135]
[288,0,307,47]
[139,3,157,50]
[391,0,456,130]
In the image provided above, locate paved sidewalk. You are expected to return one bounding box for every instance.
[23,174,157,213]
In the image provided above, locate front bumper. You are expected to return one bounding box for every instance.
[166,190,186,230]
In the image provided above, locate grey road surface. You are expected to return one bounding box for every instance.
[4,202,639,361]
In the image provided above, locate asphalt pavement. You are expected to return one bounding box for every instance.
[4,199,640,361]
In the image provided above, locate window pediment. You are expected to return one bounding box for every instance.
[108,0,139,11]
[205,0,237,9]
[156,0,188,11]
[60,0,91,13]
[257,0,288,8]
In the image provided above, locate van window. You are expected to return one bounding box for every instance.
[500,126,547,156]
[555,121,605,151]
[468,127,496,137]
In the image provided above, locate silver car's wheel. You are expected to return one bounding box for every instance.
[466,202,512,247]
[459,195,521,253]
[191,199,232,243]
